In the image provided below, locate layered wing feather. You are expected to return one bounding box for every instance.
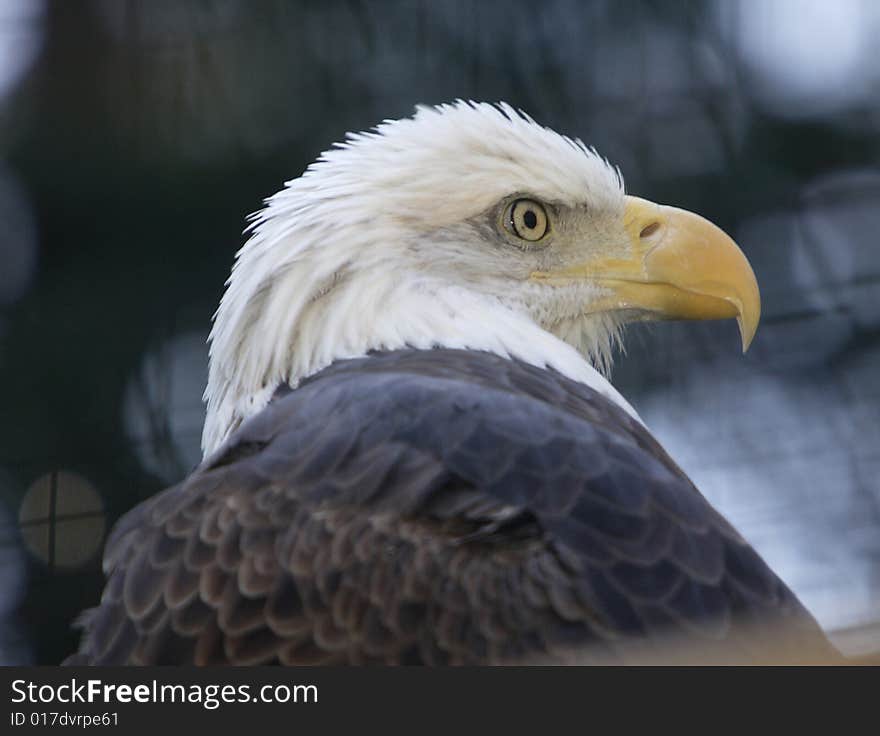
[65,349,834,664]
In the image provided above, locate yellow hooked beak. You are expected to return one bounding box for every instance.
[531,196,761,351]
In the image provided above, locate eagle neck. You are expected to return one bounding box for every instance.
[202,275,642,457]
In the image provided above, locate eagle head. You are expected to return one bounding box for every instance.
[203,101,760,455]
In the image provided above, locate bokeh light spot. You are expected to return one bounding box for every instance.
[18,471,105,571]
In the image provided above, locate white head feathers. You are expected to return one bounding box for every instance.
[202,101,639,456]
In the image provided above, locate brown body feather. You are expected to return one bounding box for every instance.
[65,350,839,665]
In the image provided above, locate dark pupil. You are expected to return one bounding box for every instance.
[522,209,538,230]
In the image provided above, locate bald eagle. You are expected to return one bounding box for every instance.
[67,102,835,665]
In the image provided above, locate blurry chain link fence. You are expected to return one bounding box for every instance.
[0,0,878,662]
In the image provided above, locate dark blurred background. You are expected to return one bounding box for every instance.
[0,0,878,664]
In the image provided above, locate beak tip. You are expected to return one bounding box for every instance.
[737,312,759,353]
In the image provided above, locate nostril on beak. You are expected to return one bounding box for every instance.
[639,222,661,239]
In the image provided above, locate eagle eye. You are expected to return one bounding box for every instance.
[504,198,549,242]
